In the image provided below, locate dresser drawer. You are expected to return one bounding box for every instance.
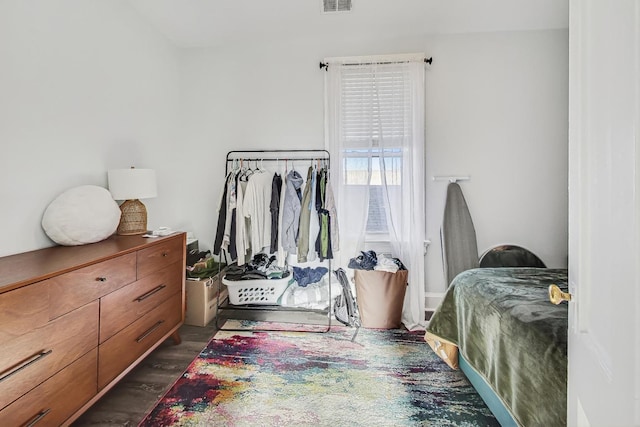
[137,236,183,279]
[47,253,136,319]
[100,262,182,343]
[98,293,182,389]
[0,281,49,342]
[0,301,99,410]
[0,348,97,427]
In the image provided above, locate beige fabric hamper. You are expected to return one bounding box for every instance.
[354,269,408,329]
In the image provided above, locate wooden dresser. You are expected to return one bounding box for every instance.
[0,232,186,426]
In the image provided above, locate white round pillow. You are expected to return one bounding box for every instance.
[42,185,121,246]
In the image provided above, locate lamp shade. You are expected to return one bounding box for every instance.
[108,168,157,201]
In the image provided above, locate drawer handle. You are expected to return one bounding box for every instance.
[96,277,107,282]
[135,320,165,343]
[161,252,169,257]
[0,350,53,383]
[134,285,166,302]
[25,408,51,427]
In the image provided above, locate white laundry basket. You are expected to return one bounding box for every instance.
[222,274,294,305]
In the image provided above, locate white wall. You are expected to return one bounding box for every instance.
[425,30,569,294]
[180,29,568,294]
[0,0,181,257]
[0,2,567,295]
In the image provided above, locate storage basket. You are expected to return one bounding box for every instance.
[354,269,408,329]
[222,274,294,305]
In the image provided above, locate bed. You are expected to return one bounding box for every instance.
[425,267,568,427]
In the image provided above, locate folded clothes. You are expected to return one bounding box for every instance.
[279,274,342,310]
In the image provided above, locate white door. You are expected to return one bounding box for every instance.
[568,0,640,426]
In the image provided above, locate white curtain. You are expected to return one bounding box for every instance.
[324,57,426,330]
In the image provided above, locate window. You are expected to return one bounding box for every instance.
[339,64,411,235]
[343,150,401,234]
[324,53,427,328]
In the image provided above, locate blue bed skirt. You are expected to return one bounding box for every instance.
[459,354,518,427]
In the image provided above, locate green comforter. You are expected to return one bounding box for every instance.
[426,268,568,427]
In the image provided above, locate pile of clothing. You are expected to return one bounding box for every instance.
[186,250,225,279]
[279,270,342,310]
[292,266,328,287]
[348,250,406,273]
[224,253,290,281]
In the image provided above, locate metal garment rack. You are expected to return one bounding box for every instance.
[215,149,333,333]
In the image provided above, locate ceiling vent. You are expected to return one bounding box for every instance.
[323,0,352,13]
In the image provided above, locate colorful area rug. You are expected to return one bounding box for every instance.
[139,320,498,426]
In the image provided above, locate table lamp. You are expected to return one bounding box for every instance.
[108,167,157,235]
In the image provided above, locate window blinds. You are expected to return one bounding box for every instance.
[340,65,413,146]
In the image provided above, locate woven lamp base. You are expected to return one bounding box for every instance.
[117,199,148,235]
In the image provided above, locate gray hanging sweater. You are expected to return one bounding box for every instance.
[281,170,303,254]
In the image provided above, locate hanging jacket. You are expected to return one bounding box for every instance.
[213,172,231,256]
[281,170,303,254]
[325,176,339,252]
[314,168,332,260]
[307,167,320,262]
[297,166,314,262]
[269,173,282,254]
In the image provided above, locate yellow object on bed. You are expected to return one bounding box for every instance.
[424,332,459,369]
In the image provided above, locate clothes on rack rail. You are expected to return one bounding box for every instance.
[276,170,288,267]
[214,157,339,265]
[325,177,339,253]
[213,171,236,259]
[281,169,303,254]
[307,165,320,263]
[297,166,313,263]
[213,172,230,257]
[243,169,275,255]
[314,167,340,260]
[269,173,282,254]
[235,173,251,266]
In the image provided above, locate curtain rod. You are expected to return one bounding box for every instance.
[319,57,432,71]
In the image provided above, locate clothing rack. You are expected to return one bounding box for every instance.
[225,149,330,176]
[215,149,334,334]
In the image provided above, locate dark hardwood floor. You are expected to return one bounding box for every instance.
[73,323,217,426]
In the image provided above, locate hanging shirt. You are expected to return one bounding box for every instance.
[325,175,339,253]
[307,166,320,262]
[242,170,275,257]
[221,171,237,255]
[269,173,282,254]
[213,172,231,256]
[276,168,288,267]
[297,166,314,262]
[235,178,251,266]
[281,169,303,254]
[315,168,328,258]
